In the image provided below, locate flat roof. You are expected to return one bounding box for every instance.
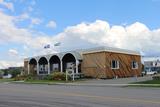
[78,46,140,55]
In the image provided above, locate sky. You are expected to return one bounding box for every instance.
[0,0,160,68]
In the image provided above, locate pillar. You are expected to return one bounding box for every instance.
[37,63,39,75]
[76,60,79,74]
[60,60,63,72]
[48,63,50,74]
[28,62,30,74]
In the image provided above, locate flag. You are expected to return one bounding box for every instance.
[54,42,61,46]
[44,44,50,49]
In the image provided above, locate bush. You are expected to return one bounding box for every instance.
[14,75,27,81]
[52,72,66,80]
[43,74,53,80]
[152,76,160,80]
[25,74,37,81]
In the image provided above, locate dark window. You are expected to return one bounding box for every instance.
[132,61,138,69]
[111,60,119,69]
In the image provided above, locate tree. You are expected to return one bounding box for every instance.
[9,69,21,78]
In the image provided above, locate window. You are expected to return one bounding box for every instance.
[111,60,119,69]
[132,61,138,69]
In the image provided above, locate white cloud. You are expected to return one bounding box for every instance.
[0,0,14,11]
[0,60,23,69]
[16,13,30,21]
[8,49,18,56]
[51,20,160,56]
[1,8,160,69]
[31,18,42,25]
[46,20,57,29]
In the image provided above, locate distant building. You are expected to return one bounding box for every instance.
[24,46,141,79]
[143,57,160,67]
[143,57,160,73]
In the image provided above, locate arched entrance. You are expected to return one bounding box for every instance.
[38,57,48,74]
[49,55,60,73]
[62,53,76,73]
[29,58,37,75]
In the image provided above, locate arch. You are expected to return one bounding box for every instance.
[38,57,48,74]
[29,58,37,75]
[29,58,37,64]
[49,55,61,73]
[62,53,76,72]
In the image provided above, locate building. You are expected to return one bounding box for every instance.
[143,57,160,67]
[24,46,141,79]
[143,57,160,73]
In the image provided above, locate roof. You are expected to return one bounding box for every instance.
[78,46,140,55]
[24,46,140,62]
[142,56,160,62]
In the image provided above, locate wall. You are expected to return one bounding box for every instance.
[81,52,141,79]
[105,52,141,78]
[24,61,29,75]
[81,52,106,78]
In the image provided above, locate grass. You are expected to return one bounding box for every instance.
[0,78,14,82]
[133,80,160,84]
[0,77,85,85]
[129,79,160,87]
[23,79,68,84]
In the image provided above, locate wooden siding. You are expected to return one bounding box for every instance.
[81,52,141,79]
[81,52,107,78]
[105,52,141,78]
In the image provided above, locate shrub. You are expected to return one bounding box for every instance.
[14,75,27,81]
[152,76,160,80]
[43,74,53,80]
[52,72,66,80]
[25,74,37,81]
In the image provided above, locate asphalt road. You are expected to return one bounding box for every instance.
[0,83,160,107]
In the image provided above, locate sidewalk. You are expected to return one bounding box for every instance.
[81,75,153,84]
[54,75,153,87]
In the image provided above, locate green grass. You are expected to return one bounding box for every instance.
[0,78,14,82]
[23,79,68,84]
[129,79,160,87]
[134,80,160,84]
[0,77,85,85]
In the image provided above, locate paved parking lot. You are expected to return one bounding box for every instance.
[0,83,160,107]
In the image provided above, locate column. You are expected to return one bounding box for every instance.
[28,62,30,74]
[48,63,50,74]
[76,60,79,74]
[37,63,39,75]
[60,60,63,72]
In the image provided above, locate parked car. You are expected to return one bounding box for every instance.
[144,67,158,75]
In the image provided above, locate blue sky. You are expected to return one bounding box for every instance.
[0,0,160,68]
[9,0,160,34]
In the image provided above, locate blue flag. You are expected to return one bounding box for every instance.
[44,44,50,49]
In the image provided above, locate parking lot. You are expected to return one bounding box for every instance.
[0,83,160,107]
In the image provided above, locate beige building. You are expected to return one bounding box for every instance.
[24,46,141,78]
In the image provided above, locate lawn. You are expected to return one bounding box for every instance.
[129,79,160,87]
[134,80,160,84]
[0,78,14,82]
[23,79,68,84]
[0,78,82,85]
